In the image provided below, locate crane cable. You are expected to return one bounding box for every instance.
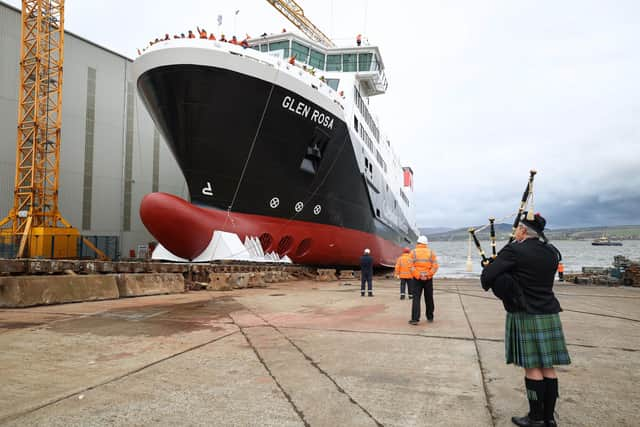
[223,84,276,230]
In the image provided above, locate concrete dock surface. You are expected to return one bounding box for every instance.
[0,278,638,426]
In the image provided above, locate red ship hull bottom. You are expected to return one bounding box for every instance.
[140,192,403,267]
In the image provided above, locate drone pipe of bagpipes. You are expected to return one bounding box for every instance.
[489,217,497,259]
[468,227,490,266]
[508,169,537,243]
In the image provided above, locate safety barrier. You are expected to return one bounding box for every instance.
[0,234,119,260]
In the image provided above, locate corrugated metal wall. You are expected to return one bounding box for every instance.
[0,2,187,258]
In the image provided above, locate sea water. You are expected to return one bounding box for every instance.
[429,240,640,278]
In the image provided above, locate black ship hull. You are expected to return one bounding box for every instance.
[136,63,416,266]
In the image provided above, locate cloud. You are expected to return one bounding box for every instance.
[4,0,637,228]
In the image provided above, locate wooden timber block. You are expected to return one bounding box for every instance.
[316,268,337,281]
[338,270,355,280]
[207,273,232,291]
[247,272,266,288]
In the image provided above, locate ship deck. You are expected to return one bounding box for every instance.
[1,278,638,426]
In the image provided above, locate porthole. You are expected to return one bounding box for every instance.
[295,201,304,212]
[269,197,280,208]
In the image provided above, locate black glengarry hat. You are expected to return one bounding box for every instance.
[520,211,546,234]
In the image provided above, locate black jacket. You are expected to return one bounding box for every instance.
[360,254,373,277]
[481,238,561,314]
[490,273,528,313]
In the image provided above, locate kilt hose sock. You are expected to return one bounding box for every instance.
[525,377,546,421]
[544,377,559,422]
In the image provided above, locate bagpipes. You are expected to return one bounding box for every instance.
[466,170,536,269]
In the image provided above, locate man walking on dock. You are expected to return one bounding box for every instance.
[360,248,374,297]
[408,236,439,324]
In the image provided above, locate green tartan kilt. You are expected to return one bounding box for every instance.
[505,312,571,368]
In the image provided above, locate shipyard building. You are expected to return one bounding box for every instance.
[0,2,185,258]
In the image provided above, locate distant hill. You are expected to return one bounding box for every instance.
[426,224,640,241]
[419,227,454,235]
[544,225,640,240]
[427,223,513,241]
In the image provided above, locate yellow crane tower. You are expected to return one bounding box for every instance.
[265,0,335,47]
[0,0,106,260]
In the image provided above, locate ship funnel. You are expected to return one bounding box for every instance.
[402,167,413,191]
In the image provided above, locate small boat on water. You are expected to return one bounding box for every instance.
[591,235,623,246]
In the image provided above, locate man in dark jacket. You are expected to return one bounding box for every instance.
[481,212,570,427]
[360,248,374,297]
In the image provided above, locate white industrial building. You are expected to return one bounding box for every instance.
[0,2,186,258]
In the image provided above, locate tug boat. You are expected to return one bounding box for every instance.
[591,235,623,246]
[133,32,419,267]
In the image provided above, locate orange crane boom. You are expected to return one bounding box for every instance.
[265,0,335,47]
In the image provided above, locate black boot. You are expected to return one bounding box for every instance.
[512,378,545,426]
[543,377,558,426]
[512,416,545,427]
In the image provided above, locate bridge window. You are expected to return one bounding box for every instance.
[326,54,341,71]
[291,41,310,62]
[358,53,373,71]
[343,54,357,72]
[309,49,325,69]
[326,78,339,91]
[260,44,268,52]
[269,41,289,58]
[371,55,380,71]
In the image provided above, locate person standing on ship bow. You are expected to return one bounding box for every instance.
[481,212,570,427]
[360,248,374,297]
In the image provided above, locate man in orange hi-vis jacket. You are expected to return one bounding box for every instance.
[408,235,439,325]
[394,248,413,300]
[557,262,565,282]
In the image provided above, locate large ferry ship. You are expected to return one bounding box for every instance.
[133,31,419,267]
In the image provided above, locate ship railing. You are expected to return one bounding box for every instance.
[376,69,389,92]
[145,38,345,111]
[240,47,346,110]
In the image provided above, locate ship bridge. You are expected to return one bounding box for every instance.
[248,33,388,96]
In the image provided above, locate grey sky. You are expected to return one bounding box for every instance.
[5,0,639,228]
